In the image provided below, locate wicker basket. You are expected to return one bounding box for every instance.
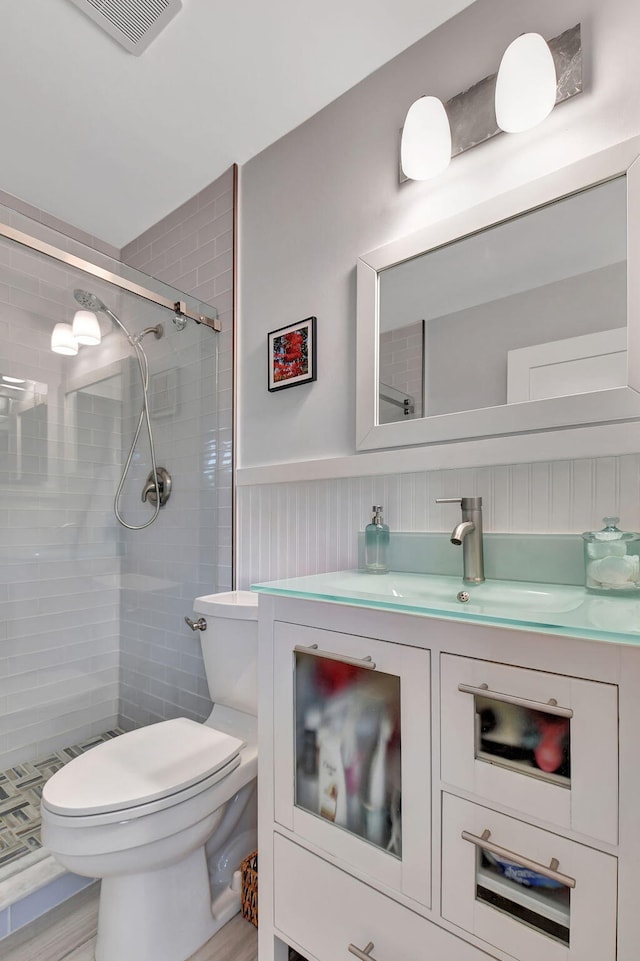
[240,850,258,927]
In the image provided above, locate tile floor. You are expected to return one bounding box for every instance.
[1,884,259,961]
[0,731,123,881]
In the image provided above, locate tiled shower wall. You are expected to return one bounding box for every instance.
[379,322,424,423]
[119,167,234,728]
[236,454,640,587]
[0,231,121,771]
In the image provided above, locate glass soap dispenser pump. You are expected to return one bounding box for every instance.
[365,505,390,574]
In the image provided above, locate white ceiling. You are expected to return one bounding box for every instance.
[0,0,475,249]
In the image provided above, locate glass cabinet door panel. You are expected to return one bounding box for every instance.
[476,848,571,945]
[475,693,570,788]
[273,621,431,906]
[294,649,401,856]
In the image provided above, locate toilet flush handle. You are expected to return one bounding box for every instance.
[184,616,207,632]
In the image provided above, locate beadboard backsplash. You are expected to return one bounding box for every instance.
[236,454,640,588]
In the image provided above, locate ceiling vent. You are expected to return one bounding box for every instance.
[67,0,182,55]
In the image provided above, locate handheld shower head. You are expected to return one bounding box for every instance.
[70,288,165,531]
[74,289,107,312]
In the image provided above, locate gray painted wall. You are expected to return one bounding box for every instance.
[237,0,640,588]
[239,0,640,470]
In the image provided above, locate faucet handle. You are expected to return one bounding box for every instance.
[436,496,483,509]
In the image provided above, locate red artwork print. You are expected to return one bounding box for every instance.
[273,328,309,382]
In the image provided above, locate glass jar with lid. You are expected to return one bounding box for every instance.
[582,517,640,594]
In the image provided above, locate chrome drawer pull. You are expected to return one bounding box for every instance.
[348,942,378,961]
[462,828,576,889]
[458,682,573,718]
[294,644,376,670]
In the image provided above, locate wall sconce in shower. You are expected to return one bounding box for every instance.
[399,24,582,183]
[51,323,79,356]
[72,309,102,346]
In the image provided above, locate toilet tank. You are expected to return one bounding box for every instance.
[193,591,258,716]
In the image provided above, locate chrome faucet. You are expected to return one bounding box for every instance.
[435,496,485,583]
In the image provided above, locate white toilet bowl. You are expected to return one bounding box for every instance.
[42,712,257,961]
[41,590,259,961]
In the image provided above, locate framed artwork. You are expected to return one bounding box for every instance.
[267,316,317,392]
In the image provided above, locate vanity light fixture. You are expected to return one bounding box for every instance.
[1,376,25,384]
[51,322,79,356]
[400,96,452,181]
[399,23,582,184]
[495,33,557,133]
[72,309,102,346]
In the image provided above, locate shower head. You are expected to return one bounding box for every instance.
[72,289,163,347]
[74,289,107,312]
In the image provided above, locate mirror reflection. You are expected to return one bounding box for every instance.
[378,177,627,423]
[0,376,49,483]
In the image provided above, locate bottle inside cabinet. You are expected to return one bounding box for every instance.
[294,649,401,856]
[475,693,570,787]
[475,847,571,945]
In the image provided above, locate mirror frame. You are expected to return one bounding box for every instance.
[356,138,640,452]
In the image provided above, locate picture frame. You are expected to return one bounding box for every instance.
[267,316,317,392]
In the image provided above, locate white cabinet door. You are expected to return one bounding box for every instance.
[440,654,618,843]
[273,621,431,907]
[274,833,488,961]
[442,793,617,961]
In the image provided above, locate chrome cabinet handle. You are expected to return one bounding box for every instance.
[348,942,378,961]
[184,616,207,632]
[294,644,376,671]
[458,682,573,718]
[462,828,576,889]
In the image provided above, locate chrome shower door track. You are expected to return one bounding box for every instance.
[0,220,221,332]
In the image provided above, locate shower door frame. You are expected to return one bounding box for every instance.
[0,219,221,331]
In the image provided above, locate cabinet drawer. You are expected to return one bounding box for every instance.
[440,654,618,843]
[274,833,489,961]
[442,793,617,961]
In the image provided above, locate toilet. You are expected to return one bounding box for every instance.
[41,591,259,961]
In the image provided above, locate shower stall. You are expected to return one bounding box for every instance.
[0,205,231,892]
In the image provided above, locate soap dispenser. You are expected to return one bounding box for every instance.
[365,505,390,574]
[582,517,640,594]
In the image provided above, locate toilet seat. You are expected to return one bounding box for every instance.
[42,717,243,819]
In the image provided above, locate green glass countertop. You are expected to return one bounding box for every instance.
[251,570,640,645]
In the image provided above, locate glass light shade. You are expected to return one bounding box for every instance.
[72,309,101,346]
[401,96,452,181]
[495,33,557,133]
[51,323,79,356]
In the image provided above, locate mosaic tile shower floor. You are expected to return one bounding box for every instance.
[0,730,123,880]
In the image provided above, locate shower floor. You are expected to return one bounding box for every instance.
[0,730,123,879]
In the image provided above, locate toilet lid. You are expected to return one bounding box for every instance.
[42,718,243,817]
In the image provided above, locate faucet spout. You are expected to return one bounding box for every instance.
[435,495,485,583]
[451,520,475,545]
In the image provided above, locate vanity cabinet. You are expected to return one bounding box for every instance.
[257,592,637,961]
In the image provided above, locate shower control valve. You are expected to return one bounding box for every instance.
[142,467,172,506]
[184,616,207,632]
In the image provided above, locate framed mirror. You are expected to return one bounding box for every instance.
[356,138,640,452]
